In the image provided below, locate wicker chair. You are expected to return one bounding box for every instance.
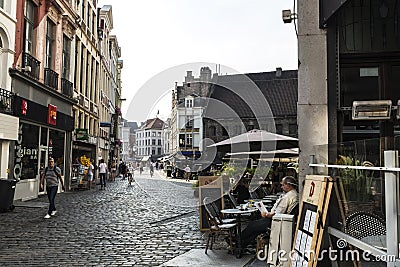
[345,211,386,240]
[203,197,237,254]
[210,201,236,224]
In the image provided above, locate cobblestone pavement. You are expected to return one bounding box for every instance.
[0,171,209,266]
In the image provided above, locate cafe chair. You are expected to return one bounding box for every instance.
[345,211,386,240]
[210,201,236,224]
[203,197,237,254]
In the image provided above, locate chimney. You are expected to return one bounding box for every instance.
[185,71,194,83]
[276,67,282,78]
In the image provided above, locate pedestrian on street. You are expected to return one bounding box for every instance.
[87,159,94,189]
[149,162,154,177]
[184,165,191,182]
[40,157,65,219]
[98,159,107,190]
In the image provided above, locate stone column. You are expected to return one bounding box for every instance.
[297,0,328,187]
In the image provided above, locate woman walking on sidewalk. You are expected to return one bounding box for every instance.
[40,157,65,219]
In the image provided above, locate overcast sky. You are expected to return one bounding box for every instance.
[97,0,298,122]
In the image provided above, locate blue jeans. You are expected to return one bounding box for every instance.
[46,186,58,215]
[99,173,106,187]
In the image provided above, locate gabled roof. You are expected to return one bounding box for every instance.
[210,70,298,118]
[140,118,165,130]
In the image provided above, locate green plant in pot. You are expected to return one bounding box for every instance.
[337,155,375,203]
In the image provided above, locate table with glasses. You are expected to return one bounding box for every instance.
[220,207,258,258]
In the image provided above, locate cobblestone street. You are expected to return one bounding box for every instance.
[0,171,206,266]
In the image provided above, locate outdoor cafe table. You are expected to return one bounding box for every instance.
[220,207,258,258]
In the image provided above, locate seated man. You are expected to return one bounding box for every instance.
[240,176,298,248]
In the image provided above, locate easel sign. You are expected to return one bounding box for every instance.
[198,176,224,231]
[291,175,334,267]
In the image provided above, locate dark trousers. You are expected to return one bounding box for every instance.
[241,217,272,248]
[46,186,58,215]
[99,173,106,187]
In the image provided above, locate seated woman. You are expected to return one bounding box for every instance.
[240,176,298,248]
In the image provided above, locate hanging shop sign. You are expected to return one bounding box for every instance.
[21,100,28,115]
[47,104,57,125]
[75,128,89,141]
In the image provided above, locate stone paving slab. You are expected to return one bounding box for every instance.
[0,173,244,266]
[161,249,253,267]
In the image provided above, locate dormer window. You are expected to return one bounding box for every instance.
[185,98,193,108]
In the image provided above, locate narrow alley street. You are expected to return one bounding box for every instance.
[0,171,205,266]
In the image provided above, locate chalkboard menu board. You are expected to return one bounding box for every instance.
[291,175,334,267]
[198,176,224,231]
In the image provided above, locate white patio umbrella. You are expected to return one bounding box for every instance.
[207,129,298,151]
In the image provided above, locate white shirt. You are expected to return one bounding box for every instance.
[271,189,298,214]
[88,164,94,175]
[184,166,191,173]
[99,163,107,173]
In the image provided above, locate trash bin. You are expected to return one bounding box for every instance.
[0,179,18,212]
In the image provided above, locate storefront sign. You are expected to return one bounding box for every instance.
[75,128,89,140]
[47,104,57,125]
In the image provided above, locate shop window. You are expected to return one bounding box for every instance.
[340,66,379,108]
[41,127,48,146]
[338,0,400,53]
[14,123,39,180]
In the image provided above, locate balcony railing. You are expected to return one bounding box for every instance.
[61,78,73,98]
[22,52,40,80]
[44,68,59,90]
[0,88,14,114]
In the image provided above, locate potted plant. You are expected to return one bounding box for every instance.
[337,155,376,215]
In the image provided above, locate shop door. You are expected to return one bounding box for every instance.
[38,147,47,194]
